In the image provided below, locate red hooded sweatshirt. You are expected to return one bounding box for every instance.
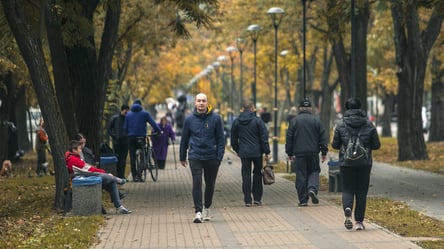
[65,151,105,175]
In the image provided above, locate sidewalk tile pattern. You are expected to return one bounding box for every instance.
[93,146,422,249]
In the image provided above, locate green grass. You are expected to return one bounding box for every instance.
[0,176,105,249]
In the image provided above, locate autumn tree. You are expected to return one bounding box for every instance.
[1,0,218,210]
[390,0,444,161]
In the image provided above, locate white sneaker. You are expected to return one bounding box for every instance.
[116,205,132,214]
[203,208,211,221]
[193,212,203,223]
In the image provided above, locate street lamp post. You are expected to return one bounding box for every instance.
[236,37,247,110]
[226,46,237,113]
[217,55,228,108]
[301,0,307,100]
[267,7,285,164]
[212,61,221,108]
[247,24,261,108]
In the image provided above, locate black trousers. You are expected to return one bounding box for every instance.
[241,157,263,204]
[113,142,128,179]
[189,159,220,213]
[293,155,320,204]
[340,166,372,222]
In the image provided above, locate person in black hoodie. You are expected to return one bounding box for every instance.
[285,99,328,207]
[231,102,271,207]
[107,104,130,179]
[332,97,380,231]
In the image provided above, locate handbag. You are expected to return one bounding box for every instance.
[262,161,275,185]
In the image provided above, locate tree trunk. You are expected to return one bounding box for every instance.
[381,93,395,137]
[2,0,70,210]
[319,46,336,140]
[429,55,444,141]
[45,0,78,138]
[354,1,370,111]
[389,0,443,160]
[327,0,351,111]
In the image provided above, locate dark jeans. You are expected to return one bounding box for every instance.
[113,142,128,179]
[189,159,220,213]
[128,137,142,180]
[340,166,372,222]
[100,174,122,208]
[293,155,320,203]
[36,148,47,175]
[241,157,263,204]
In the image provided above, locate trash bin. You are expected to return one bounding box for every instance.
[72,176,102,215]
[100,156,118,175]
[328,159,342,193]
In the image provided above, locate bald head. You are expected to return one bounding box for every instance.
[195,93,209,113]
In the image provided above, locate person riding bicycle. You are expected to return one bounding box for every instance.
[124,99,161,182]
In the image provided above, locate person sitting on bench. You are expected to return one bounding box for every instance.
[65,140,132,214]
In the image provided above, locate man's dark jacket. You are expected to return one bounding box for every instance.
[285,110,328,157]
[230,110,270,158]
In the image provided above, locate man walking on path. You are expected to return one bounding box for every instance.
[107,104,130,179]
[285,99,328,207]
[124,99,161,182]
[231,101,270,206]
[179,93,225,223]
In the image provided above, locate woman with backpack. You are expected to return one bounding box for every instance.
[331,97,380,231]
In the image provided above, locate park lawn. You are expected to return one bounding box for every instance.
[373,137,444,174]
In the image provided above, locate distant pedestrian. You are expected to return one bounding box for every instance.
[286,106,297,124]
[331,97,380,231]
[231,101,270,207]
[124,99,162,182]
[259,107,271,124]
[285,99,328,207]
[107,104,130,179]
[151,116,176,169]
[35,119,49,176]
[179,93,225,223]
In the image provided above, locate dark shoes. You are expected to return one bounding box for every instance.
[254,201,262,206]
[298,202,308,207]
[344,207,353,230]
[308,190,319,204]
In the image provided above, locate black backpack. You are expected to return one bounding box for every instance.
[343,126,369,166]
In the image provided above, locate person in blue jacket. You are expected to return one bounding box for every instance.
[179,93,225,223]
[124,99,161,182]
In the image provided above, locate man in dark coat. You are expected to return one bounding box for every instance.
[231,102,270,207]
[107,104,130,179]
[179,93,225,223]
[285,99,328,207]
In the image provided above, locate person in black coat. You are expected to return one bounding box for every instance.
[107,104,130,179]
[231,102,270,206]
[285,99,328,207]
[331,97,380,231]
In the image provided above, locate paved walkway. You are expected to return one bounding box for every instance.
[93,144,426,249]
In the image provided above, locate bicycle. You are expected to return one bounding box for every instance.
[134,134,159,182]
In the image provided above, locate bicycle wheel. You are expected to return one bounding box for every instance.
[148,148,158,182]
[135,149,146,182]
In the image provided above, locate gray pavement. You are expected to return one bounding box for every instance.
[91,143,441,249]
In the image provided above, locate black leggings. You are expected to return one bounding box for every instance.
[189,159,220,213]
[340,166,372,222]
